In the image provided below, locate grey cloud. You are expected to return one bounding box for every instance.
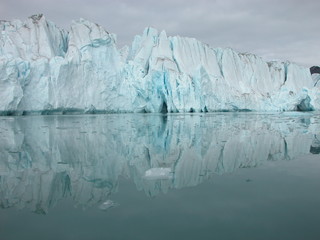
[1,0,319,66]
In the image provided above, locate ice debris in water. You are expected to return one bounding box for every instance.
[99,200,119,211]
[144,168,173,180]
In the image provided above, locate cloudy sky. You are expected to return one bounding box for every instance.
[1,0,319,67]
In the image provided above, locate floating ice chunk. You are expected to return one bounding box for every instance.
[99,200,119,211]
[144,168,173,180]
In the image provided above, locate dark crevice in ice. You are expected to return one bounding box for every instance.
[160,101,168,114]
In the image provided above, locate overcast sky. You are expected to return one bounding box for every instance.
[1,0,319,67]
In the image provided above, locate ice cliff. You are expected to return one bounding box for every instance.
[0,14,319,114]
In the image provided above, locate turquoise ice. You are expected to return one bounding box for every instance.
[0,15,319,114]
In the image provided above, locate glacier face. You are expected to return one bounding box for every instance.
[0,14,319,114]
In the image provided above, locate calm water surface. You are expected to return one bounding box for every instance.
[0,112,319,240]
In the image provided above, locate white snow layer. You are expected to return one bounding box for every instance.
[0,14,319,114]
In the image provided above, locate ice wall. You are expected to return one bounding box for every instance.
[0,15,319,114]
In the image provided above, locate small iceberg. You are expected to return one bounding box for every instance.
[144,168,173,180]
[99,200,119,211]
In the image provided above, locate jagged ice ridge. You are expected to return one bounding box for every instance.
[0,14,319,114]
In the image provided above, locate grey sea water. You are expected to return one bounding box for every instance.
[0,112,319,240]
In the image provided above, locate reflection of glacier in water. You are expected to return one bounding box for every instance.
[0,112,319,213]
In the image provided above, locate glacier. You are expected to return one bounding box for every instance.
[0,14,319,114]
